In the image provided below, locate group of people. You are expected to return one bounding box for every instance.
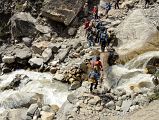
[81,1,121,92]
[84,17,110,52]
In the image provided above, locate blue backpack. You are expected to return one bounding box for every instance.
[105,3,111,11]
[100,32,108,42]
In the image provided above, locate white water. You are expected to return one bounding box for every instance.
[0,70,70,112]
[107,51,159,92]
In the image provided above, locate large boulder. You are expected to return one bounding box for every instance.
[42,0,84,25]
[11,12,37,38]
[116,8,159,63]
[11,12,51,38]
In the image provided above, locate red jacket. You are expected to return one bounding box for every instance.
[92,7,98,14]
[84,20,90,29]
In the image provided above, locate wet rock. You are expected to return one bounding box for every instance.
[27,103,39,117]
[11,12,37,38]
[40,111,55,120]
[42,48,52,63]
[69,81,81,90]
[42,0,84,25]
[29,57,44,68]
[53,73,64,81]
[22,37,33,47]
[68,28,77,36]
[2,55,15,64]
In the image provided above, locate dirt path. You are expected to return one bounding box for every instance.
[109,100,159,120]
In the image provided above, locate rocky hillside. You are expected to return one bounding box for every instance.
[0,0,159,120]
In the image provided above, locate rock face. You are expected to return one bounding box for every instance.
[11,12,37,38]
[116,8,159,63]
[42,0,84,25]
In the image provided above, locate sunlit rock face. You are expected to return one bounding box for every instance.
[116,8,159,63]
[42,0,84,25]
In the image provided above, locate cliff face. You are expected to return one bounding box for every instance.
[42,0,85,25]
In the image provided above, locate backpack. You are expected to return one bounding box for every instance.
[105,3,111,11]
[87,30,93,39]
[100,32,108,41]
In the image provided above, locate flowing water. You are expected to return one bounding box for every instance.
[0,70,70,113]
[107,51,159,92]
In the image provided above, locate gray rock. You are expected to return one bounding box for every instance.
[22,37,32,47]
[27,103,38,117]
[35,25,51,34]
[11,12,37,38]
[42,48,52,62]
[29,57,44,68]
[106,101,116,110]
[42,0,85,25]
[67,94,77,104]
[111,20,121,27]
[69,81,81,90]
[15,46,32,60]
[68,28,77,36]
[115,100,123,107]
[25,115,32,120]
[53,73,64,81]
[57,46,72,63]
[88,96,101,105]
[6,108,28,120]
[121,100,132,112]
[2,55,15,64]
[72,42,82,50]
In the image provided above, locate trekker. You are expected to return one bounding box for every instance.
[114,0,120,9]
[104,2,112,18]
[88,66,100,92]
[83,2,89,17]
[91,56,103,72]
[99,27,108,52]
[95,17,103,43]
[144,0,150,8]
[84,18,90,36]
[92,6,98,19]
[87,27,95,47]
